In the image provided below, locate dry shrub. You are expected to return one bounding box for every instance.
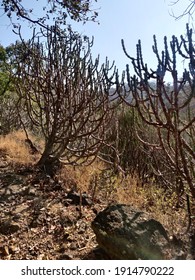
[0,130,39,164]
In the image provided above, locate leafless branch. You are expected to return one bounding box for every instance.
[119,24,195,199]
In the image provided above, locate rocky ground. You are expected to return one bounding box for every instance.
[0,152,111,260]
[0,148,194,260]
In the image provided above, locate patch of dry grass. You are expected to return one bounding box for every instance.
[111,174,187,235]
[0,130,39,165]
[58,162,187,236]
[59,160,106,193]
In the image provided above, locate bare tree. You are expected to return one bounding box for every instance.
[113,24,195,200]
[12,25,116,174]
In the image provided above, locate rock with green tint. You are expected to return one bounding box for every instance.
[92,204,170,260]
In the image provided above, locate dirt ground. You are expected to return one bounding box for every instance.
[0,152,111,260]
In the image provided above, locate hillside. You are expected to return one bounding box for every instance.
[0,131,193,259]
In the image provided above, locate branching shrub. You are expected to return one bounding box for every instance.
[11,25,116,174]
[116,24,195,199]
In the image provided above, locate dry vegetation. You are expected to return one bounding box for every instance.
[0,130,40,165]
[0,130,190,260]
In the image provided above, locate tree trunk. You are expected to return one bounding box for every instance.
[36,148,61,177]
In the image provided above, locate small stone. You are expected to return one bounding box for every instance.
[69,243,77,250]
[0,220,20,235]
[58,254,73,260]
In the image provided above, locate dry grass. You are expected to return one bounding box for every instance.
[0,130,39,165]
[59,160,106,193]
[111,174,187,235]
[59,163,187,235]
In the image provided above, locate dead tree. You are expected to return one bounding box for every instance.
[117,24,195,200]
[13,26,116,174]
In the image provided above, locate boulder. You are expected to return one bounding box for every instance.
[92,204,170,260]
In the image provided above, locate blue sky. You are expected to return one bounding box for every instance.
[0,0,192,77]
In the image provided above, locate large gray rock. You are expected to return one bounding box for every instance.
[92,204,170,260]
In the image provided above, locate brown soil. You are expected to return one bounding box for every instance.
[0,153,111,260]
